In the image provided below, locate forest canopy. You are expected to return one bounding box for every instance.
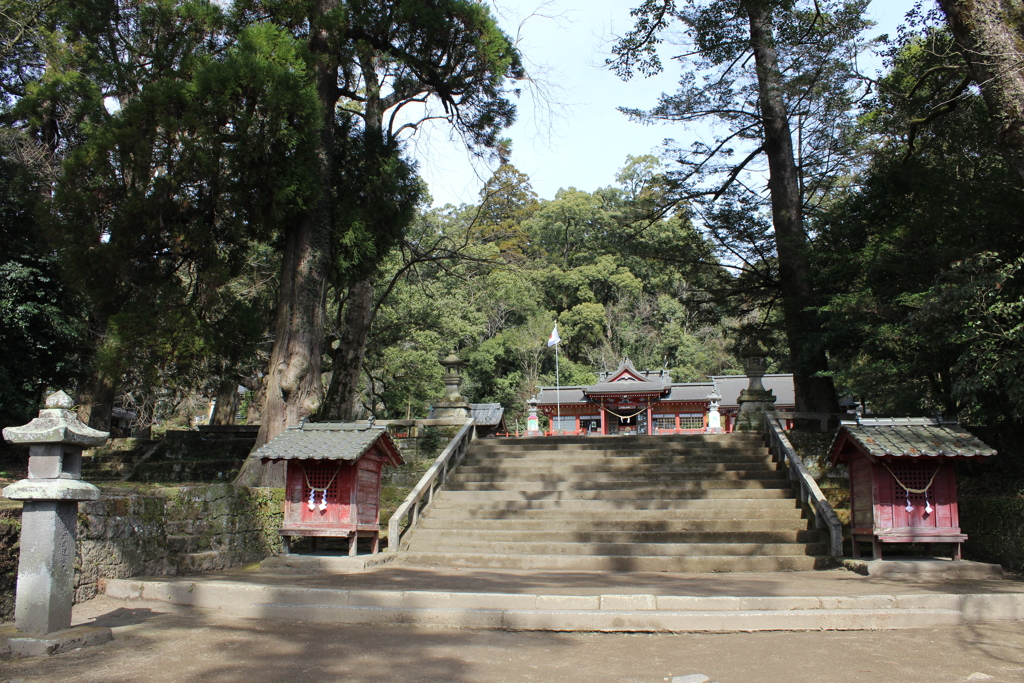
[1,0,1022,442]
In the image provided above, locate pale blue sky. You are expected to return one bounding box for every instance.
[411,0,920,207]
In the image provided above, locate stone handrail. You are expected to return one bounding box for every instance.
[387,419,476,552]
[763,413,844,557]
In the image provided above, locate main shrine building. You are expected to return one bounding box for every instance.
[534,359,794,435]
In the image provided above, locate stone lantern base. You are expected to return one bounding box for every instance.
[0,623,113,658]
[429,400,471,419]
[735,389,777,432]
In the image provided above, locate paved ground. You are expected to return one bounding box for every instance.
[1,594,1023,683]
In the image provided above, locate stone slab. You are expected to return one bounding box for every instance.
[0,624,113,658]
[259,553,395,572]
[842,558,1004,580]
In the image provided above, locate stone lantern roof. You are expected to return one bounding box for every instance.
[2,391,108,448]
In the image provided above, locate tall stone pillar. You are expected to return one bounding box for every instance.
[2,390,108,636]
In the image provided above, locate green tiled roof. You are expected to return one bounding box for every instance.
[834,421,996,460]
[254,422,392,461]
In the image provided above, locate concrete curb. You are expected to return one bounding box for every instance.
[102,577,1024,632]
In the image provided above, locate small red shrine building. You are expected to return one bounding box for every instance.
[828,419,995,560]
[255,422,403,556]
[535,359,795,435]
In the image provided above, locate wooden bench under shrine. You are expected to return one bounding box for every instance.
[255,421,403,556]
[828,418,995,560]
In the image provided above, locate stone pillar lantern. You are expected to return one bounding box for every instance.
[526,396,541,436]
[706,389,723,434]
[2,390,108,636]
[736,343,776,431]
[428,352,471,419]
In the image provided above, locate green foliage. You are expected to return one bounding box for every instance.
[915,254,1024,422]
[0,155,87,427]
[356,158,737,423]
[814,28,1024,420]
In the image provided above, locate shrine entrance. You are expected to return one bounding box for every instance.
[603,405,648,435]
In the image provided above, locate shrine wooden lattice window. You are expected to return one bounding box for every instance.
[678,413,703,430]
[888,462,940,504]
[302,461,343,508]
[653,415,676,431]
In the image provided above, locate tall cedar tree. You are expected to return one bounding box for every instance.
[231,1,523,484]
[608,0,875,413]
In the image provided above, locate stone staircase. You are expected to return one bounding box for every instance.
[400,434,832,572]
[81,440,160,481]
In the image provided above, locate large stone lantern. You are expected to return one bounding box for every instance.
[428,352,471,419]
[706,389,723,434]
[735,342,776,431]
[526,396,541,436]
[2,390,108,637]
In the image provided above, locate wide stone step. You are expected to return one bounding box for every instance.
[437,486,794,502]
[415,517,812,531]
[465,448,771,461]
[397,552,826,572]
[107,575,1013,632]
[456,463,781,477]
[447,476,788,491]
[428,496,803,512]
[409,528,825,544]
[404,539,828,557]
[461,457,775,470]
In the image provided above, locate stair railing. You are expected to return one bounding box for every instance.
[387,418,476,552]
[763,413,844,557]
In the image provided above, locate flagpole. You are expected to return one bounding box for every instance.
[555,340,561,435]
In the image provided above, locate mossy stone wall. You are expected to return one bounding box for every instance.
[0,507,20,622]
[0,485,284,620]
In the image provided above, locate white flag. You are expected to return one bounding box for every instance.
[547,324,561,347]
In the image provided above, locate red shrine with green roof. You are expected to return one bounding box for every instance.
[255,422,403,556]
[534,359,795,435]
[828,419,995,560]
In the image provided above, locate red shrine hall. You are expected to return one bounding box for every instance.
[255,422,403,556]
[828,419,995,560]
[534,359,795,435]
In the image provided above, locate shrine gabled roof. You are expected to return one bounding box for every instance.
[828,421,996,464]
[255,421,401,463]
[585,379,667,396]
[470,403,505,427]
[535,387,588,404]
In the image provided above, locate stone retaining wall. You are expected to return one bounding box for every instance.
[0,485,284,620]
[0,507,19,622]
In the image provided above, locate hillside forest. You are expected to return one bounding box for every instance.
[2,1,1024,481]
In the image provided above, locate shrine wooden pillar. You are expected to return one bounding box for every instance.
[601,405,607,435]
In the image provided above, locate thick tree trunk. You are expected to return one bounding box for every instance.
[237,1,338,487]
[746,5,839,414]
[318,50,388,423]
[210,378,239,426]
[321,277,377,421]
[76,369,116,432]
[938,0,1024,183]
